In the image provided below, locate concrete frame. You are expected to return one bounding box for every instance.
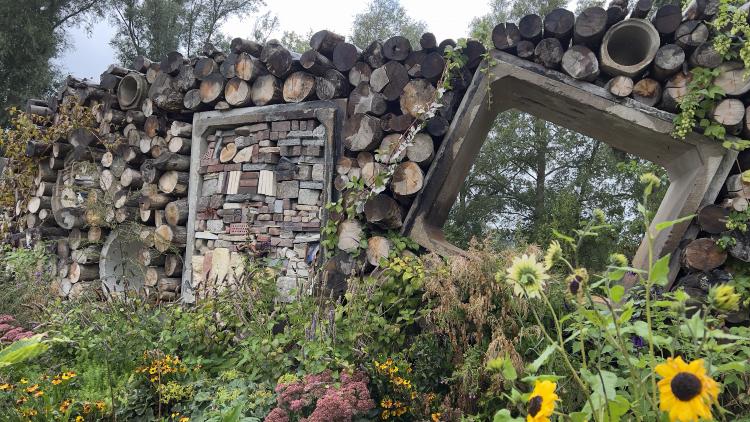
[403,50,737,284]
[182,100,346,303]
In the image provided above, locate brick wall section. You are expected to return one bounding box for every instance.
[191,118,327,299]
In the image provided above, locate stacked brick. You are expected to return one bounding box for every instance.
[191,119,327,299]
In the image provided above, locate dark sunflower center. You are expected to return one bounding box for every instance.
[671,372,702,401]
[528,395,543,417]
[569,278,580,295]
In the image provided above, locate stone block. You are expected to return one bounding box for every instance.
[312,164,325,181]
[235,123,268,135]
[202,178,220,196]
[298,188,321,205]
[300,181,324,190]
[272,121,292,132]
[277,180,299,199]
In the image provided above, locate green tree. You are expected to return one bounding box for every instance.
[108,0,262,65]
[0,0,105,124]
[350,0,427,49]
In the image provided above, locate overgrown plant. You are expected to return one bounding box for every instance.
[492,173,750,421]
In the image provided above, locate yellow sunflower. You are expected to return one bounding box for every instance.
[656,357,719,422]
[544,241,562,270]
[505,254,549,299]
[526,380,558,422]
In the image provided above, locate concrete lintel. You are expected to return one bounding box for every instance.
[403,50,736,282]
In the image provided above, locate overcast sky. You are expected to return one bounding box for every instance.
[54,0,492,79]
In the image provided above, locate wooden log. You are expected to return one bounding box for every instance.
[220,53,238,79]
[561,45,599,81]
[194,57,219,80]
[144,266,166,287]
[675,21,708,52]
[158,170,189,195]
[492,23,522,52]
[682,0,719,20]
[114,206,138,223]
[158,277,180,294]
[725,173,750,198]
[332,42,361,72]
[383,36,412,62]
[72,246,101,265]
[404,50,426,78]
[543,8,575,45]
[661,71,691,112]
[251,74,283,106]
[261,40,298,78]
[224,77,254,107]
[69,128,96,148]
[69,262,99,283]
[632,78,663,107]
[606,6,628,28]
[697,204,729,234]
[712,98,745,135]
[153,152,190,171]
[605,75,634,97]
[139,190,171,211]
[383,113,415,133]
[630,0,653,18]
[534,38,564,69]
[36,181,54,197]
[344,114,383,152]
[574,7,608,49]
[154,224,188,253]
[144,115,167,138]
[164,254,183,277]
[49,156,65,170]
[519,14,543,43]
[516,40,536,60]
[100,169,115,191]
[370,61,409,101]
[160,51,184,76]
[349,62,372,86]
[360,160,384,188]
[315,69,350,100]
[682,238,726,271]
[400,79,436,118]
[651,44,685,81]
[53,142,73,158]
[148,72,183,112]
[230,37,263,56]
[27,196,51,213]
[652,4,682,41]
[140,160,161,184]
[235,52,268,82]
[391,161,424,199]
[376,133,407,164]
[348,83,387,116]
[87,226,104,243]
[138,248,165,267]
[364,194,403,229]
[283,72,317,103]
[419,32,437,50]
[366,236,392,266]
[146,65,160,84]
[689,43,722,69]
[362,41,386,69]
[25,141,50,158]
[310,30,345,59]
[465,38,487,70]
[300,50,335,76]
[169,121,192,137]
[406,133,434,166]
[126,110,146,126]
[199,73,225,104]
[165,198,189,226]
[167,136,191,154]
[337,219,363,253]
[715,62,750,97]
[175,64,198,92]
[150,136,167,158]
[421,52,446,82]
[132,55,153,73]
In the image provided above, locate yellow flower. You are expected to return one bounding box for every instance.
[19,378,28,384]
[656,357,719,422]
[25,384,39,393]
[76,416,84,422]
[432,412,441,422]
[708,284,741,313]
[504,254,549,299]
[179,418,189,422]
[60,399,72,412]
[34,390,44,397]
[96,401,106,411]
[52,378,62,385]
[526,380,558,422]
[83,403,92,414]
[544,241,562,270]
[0,383,13,391]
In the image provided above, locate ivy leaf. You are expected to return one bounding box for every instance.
[526,343,556,373]
[649,254,671,286]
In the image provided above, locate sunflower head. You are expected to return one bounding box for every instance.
[708,284,741,313]
[526,380,558,422]
[505,254,549,299]
[609,253,628,268]
[565,268,588,300]
[656,356,719,422]
[544,241,562,270]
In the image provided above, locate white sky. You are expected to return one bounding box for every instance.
[55,0,493,79]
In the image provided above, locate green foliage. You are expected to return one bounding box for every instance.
[0,244,55,325]
[350,0,427,49]
[0,335,49,369]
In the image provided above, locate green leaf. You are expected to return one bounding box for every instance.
[526,343,556,373]
[655,215,695,232]
[493,409,524,422]
[0,334,48,368]
[609,285,625,302]
[650,254,671,286]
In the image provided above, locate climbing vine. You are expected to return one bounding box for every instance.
[674,0,750,150]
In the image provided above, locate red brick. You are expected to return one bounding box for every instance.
[224,163,241,171]
[239,178,258,187]
[207,164,224,173]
